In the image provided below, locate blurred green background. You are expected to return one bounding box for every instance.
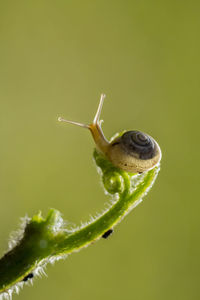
[0,1,199,299]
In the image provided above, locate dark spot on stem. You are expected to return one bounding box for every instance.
[23,273,34,282]
[102,229,113,239]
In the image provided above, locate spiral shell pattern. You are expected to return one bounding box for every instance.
[121,131,156,160]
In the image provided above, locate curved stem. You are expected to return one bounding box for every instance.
[54,170,152,254]
[0,150,160,299]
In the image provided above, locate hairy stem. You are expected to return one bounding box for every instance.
[0,150,160,299]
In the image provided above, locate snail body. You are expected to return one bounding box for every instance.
[58,94,161,173]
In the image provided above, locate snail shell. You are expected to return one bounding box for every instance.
[107,130,161,173]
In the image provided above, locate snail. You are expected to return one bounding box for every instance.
[58,94,161,173]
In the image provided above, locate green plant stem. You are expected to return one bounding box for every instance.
[0,150,160,297]
[55,170,155,253]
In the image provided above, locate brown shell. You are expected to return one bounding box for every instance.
[106,131,161,173]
